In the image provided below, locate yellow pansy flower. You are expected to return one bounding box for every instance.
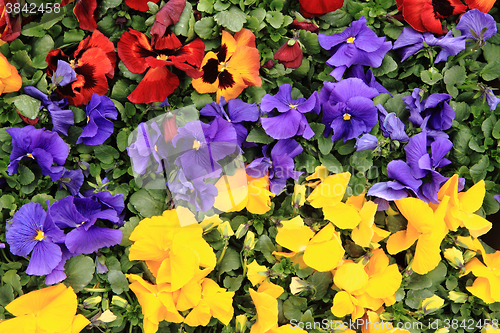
[307,172,351,208]
[386,197,449,275]
[305,165,330,188]
[0,284,90,333]
[275,219,344,272]
[214,169,275,215]
[249,282,284,333]
[128,209,216,291]
[432,174,491,237]
[247,260,269,286]
[464,238,500,303]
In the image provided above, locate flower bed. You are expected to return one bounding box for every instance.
[0,0,500,332]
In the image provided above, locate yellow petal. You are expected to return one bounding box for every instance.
[458,180,485,213]
[249,289,279,333]
[412,232,444,275]
[331,291,355,318]
[157,245,199,290]
[437,174,459,206]
[304,238,344,272]
[36,286,79,332]
[334,262,369,293]
[5,283,69,316]
[202,281,234,325]
[365,264,402,299]
[246,175,274,214]
[323,202,362,229]
[257,282,284,299]
[214,170,249,213]
[70,314,91,333]
[307,172,351,208]
[305,165,329,181]
[467,277,495,303]
[184,300,212,327]
[246,261,269,286]
[276,226,314,253]
[365,248,389,276]
[346,192,366,211]
[176,278,202,311]
[0,315,36,333]
[457,211,492,237]
[395,198,435,234]
[279,216,304,230]
[386,223,419,255]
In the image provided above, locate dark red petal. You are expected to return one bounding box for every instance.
[274,42,302,64]
[17,110,39,125]
[150,0,186,43]
[153,31,182,50]
[299,0,344,17]
[45,49,70,73]
[401,0,427,32]
[73,0,98,31]
[289,19,319,33]
[127,67,179,104]
[0,0,21,42]
[170,37,205,69]
[421,1,445,34]
[74,30,117,78]
[218,69,235,89]
[201,58,220,84]
[61,0,75,5]
[124,0,158,11]
[117,29,155,74]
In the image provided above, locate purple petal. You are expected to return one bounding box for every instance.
[387,160,423,190]
[26,240,62,276]
[261,110,302,139]
[65,226,122,255]
[404,133,428,179]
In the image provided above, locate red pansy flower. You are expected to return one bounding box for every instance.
[150,0,186,46]
[0,0,21,42]
[299,0,344,18]
[289,18,320,33]
[125,0,159,11]
[117,29,205,104]
[45,30,116,106]
[274,39,303,69]
[61,0,97,31]
[396,0,467,34]
[463,0,497,13]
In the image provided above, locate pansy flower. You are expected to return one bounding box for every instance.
[76,93,118,145]
[49,196,122,255]
[58,168,84,196]
[318,16,392,80]
[24,86,74,136]
[249,282,284,333]
[61,0,98,30]
[377,104,409,142]
[260,84,319,140]
[320,78,380,142]
[298,0,344,17]
[395,0,466,34]
[246,139,303,194]
[6,202,65,276]
[150,0,186,45]
[274,39,303,69]
[0,52,22,96]
[46,30,116,106]
[403,88,455,132]
[0,0,21,42]
[118,29,204,104]
[200,96,259,146]
[192,28,262,102]
[6,125,69,181]
[393,28,466,63]
[125,0,159,11]
[457,9,497,47]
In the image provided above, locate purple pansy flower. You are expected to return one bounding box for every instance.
[49,196,122,256]
[344,65,391,96]
[167,168,219,212]
[260,84,318,140]
[172,117,239,180]
[77,93,118,146]
[58,168,84,196]
[355,134,378,151]
[246,139,303,194]
[24,86,74,136]
[393,28,466,63]
[482,88,500,111]
[52,60,77,87]
[457,9,497,47]
[128,122,167,175]
[200,96,259,145]
[88,191,126,226]
[377,105,409,142]
[6,202,65,276]
[403,88,455,132]
[6,126,69,181]
[320,78,379,142]
[318,16,392,80]
[45,244,73,285]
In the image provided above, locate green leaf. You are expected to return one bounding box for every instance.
[63,29,85,44]
[482,115,496,139]
[492,119,500,139]
[371,54,397,76]
[468,137,485,153]
[283,296,307,320]
[111,79,133,100]
[172,2,193,37]
[12,95,41,119]
[31,194,55,210]
[307,271,332,300]
[64,255,95,293]
[0,195,16,211]
[214,6,247,32]
[480,61,500,81]
[198,0,215,13]
[18,164,35,185]
[318,133,333,155]
[299,30,320,55]
[108,270,129,294]
[420,68,443,85]
[450,101,470,123]
[295,152,318,173]
[334,139,355,155]
[255,234,276,255]
[119,217,140,247]
[444,66,466,86]
[470,155,489,183]
[452,128,472,166]
[383,24,403,40]
[0,284,14,307]
[319,153,342,173]
[194,17,217,39]
[223,275,243,292]
[265,11,284,29]
[321,9,353,28]
[94,145,119,164]
[214,0,231,10]
[482,43,500,63]
[102,0,122,10]
[350,151,373,173]
[2,270,22,295]
[129,189,167,218]
[246,127,274,144]
[190,90,213,109]
[22,9,65,36]
[33,35,54,58]
[218,247,241,273]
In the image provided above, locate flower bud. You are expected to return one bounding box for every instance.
[244,231,256,252]
[292,184,306,207]
[448,291,468,303]
[162,113,178,143]
[111,295,129,308]
[289,18,319,33]
[289,277,310,295]
[83,296,102,309]
[463,250,477,263]
[218,221,234,239]
[200,214,222,233]
[274,40,303,69]
[420,295,444,314]
[235,223,249,239]
[443,247,465,269]
[235,314,248,333]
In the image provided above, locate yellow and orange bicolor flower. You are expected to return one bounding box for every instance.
[0,52,22,96]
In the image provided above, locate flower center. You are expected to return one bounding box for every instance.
[289,104,298,109]
[69,59,76,69]
[154,145,158,152]
[343,113,351,121]
[27,153,34,159]
[34,230,45,241]
[87,116,90,124]
[192,140,202,150]
[346,37,355,43]
[156,54,168,60]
